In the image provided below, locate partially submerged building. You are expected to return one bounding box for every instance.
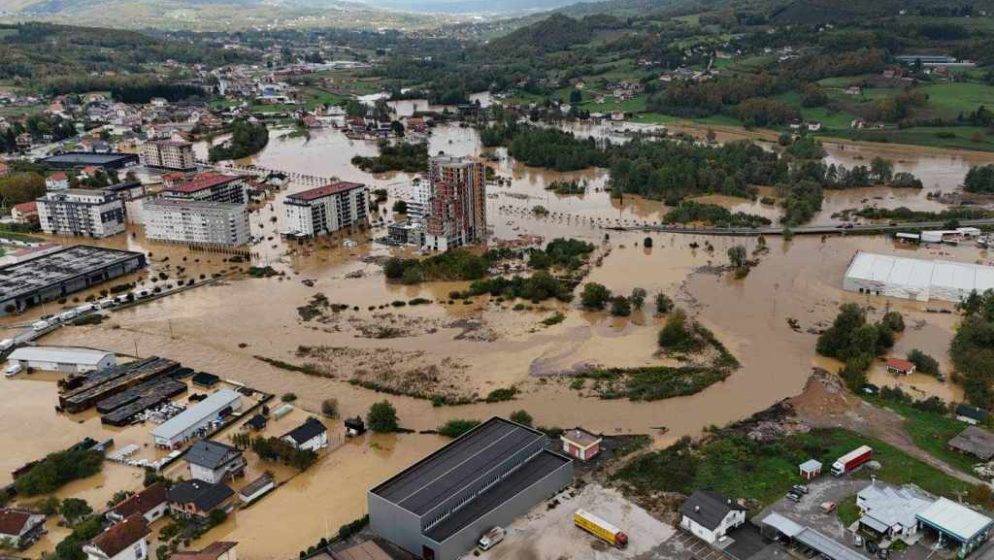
[283,182,370,238]
[843,251,994,303]
[0,508,46,550]
[368,417,573,560]
[0,245,146,316]
[152,388,242,448]
[8,346,116,374]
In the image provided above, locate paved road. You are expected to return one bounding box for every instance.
[616,218,994,237]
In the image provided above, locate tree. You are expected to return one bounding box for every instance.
[907,349,940,377]
[59,498,92,526]
[580,283,611,310]
[509,409,533,426]
[630,288,647,310]
[321,398,339,418]
[569,89,582,104]
[727,245,747,269]
[390,120,405,137]
[870,157,894,184]
[438,419,481,438]
[392,200,408,214]
[367,400,399,433]
[610,296,631,317]
[655,293,674,314]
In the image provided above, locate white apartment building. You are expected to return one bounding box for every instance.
[404,177,430,223]
[37,189,126,238]
[162,173,249,205]
[283,182,369,237]
[143,198,249,247]
[141,140,196,171]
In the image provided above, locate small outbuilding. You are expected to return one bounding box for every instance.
[238,473,276,505]
[799,459,822,480]
[956,403,990,426]
[282,417,328,452]
[170,541,237,560]
[560,428,602,462]
[885,358,916,376]
[948,425,994,461]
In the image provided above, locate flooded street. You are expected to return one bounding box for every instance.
[1,116,991,559]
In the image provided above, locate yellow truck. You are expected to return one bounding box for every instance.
[573,509,629,549]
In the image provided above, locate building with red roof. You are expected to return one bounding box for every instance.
[10,201,38,224]
[82,514,149,560]
[107,482,168,524]
[163,173,248,205]
[885,358,917,376]
[0,508,46,550]
[283,182,369,238]
[45,171,70,191]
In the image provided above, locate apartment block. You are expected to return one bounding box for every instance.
[143,198,250,247]
[283,182,369,238]
[424,156,486,252]
[162,173,249,205]
[141,140,197,171]
[37,189,126,238]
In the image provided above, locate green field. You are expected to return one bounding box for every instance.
[921,82,994,118]
[823,126,994,152]
[864,396,979,475]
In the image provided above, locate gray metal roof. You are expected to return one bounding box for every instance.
[0,245,145,302]
[151,389,241,441]
[9,346,114,366]
[424,450,570,543]
[185,440,241,469]
[949,426,994,460]
[370,417,546,515]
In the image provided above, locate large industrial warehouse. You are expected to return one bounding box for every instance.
[843,251,994,303]
[0,245,147,315]
[368,417,573,560]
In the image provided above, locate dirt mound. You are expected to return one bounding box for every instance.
[790,367,855,421]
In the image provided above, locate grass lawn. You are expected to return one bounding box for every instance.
[864,396,978,474]
[822,126,994,152]
[921,82,994,118]
[614,427,972,510]
[299,87,348,110]
[0,230,42,243]
[836,495,859,526]
[579,95,647,113]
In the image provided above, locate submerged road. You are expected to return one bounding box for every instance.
[614,218,994,237]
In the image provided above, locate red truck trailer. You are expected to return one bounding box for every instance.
[831,445,872,476]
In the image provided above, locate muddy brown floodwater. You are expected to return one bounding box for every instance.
[2,118,991,559]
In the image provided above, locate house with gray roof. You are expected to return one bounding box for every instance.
[679,490,747,545]
[168,480,235,518]
[856,483,932,541]
[184,440,246,484]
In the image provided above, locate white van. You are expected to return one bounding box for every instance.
[478,527,505,551]
[4,362,22,377]
[31,320,50,332]
[0,339,14,352]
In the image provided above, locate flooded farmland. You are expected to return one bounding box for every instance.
[2,117,992,559]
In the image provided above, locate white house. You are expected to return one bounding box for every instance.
[857,483,932,541]
[185,440,246,484]
[0,508,46,550]
[106,482,168,524]
[281,417,328,452]
[679,491,747,545]
[83,514,149,560]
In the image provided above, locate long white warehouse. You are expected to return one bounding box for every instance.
[8,346,117,374]
[152,388,242,448]
[843,251,994,303]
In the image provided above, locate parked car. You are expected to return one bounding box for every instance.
[4,363,22,377]
[786,492,801,503]
[792,484,809,495]
[0,338,14,352]
[820,501,836,513]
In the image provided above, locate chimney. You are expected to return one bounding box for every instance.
[694,505,700,512]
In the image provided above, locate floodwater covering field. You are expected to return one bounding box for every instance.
[1,119,991,559]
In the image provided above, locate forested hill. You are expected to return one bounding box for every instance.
[0,23,253,85]
[487,13,627,56]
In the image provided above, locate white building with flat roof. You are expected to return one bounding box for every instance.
[37,189,126,238]
[843,251,994,303]
[8,346,116,374]
[143,198,249,247]
[283,182,369,238]
[152,389,242,448]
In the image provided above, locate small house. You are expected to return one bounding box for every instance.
[106,482,168,524]
[282,417,328,452]
[956,403,989,426]
[243,413,267,431]
[799,459,822,480]
[679,491,747,545]
[82,514,149,560]
[171,542,238,560]
[167,480,235,518]
[45,172,70,191]
[885,358,916,376]
[10,201,38,224]
[560,428,602,461]
[0,508,46,550]
[192,372,220,388]
[185,440,246,484]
